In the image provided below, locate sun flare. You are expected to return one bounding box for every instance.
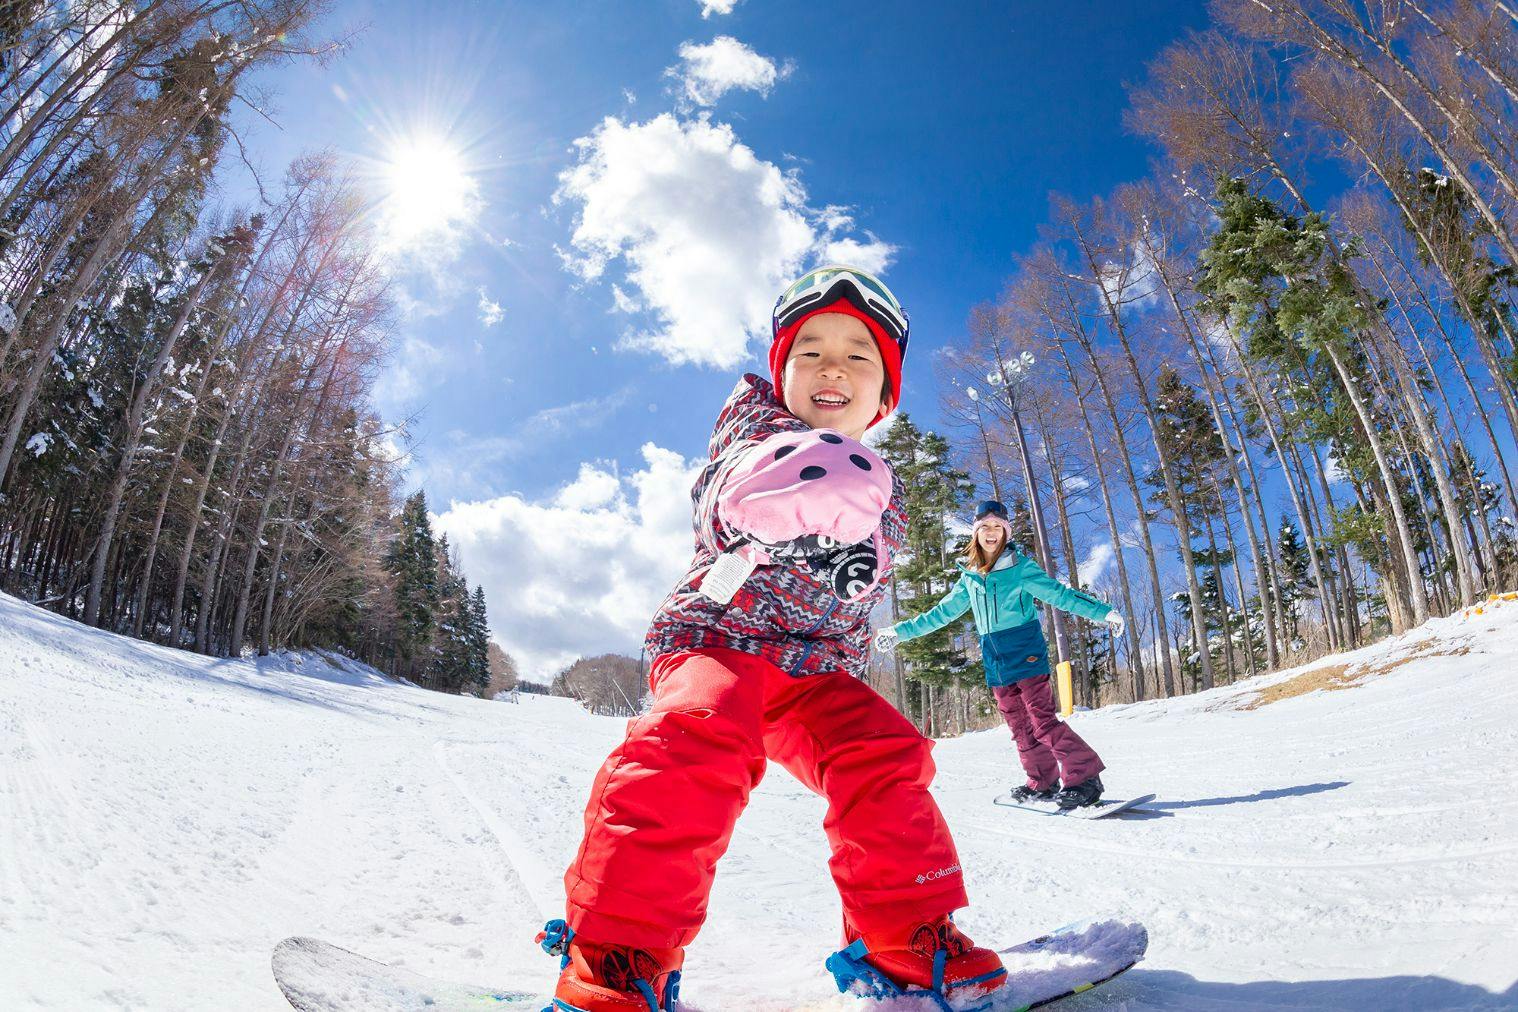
[379,135,477,247]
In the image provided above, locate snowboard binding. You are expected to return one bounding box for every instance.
[536,919,682,1012]
[824,937,1002,1012]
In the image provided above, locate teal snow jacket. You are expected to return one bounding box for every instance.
[891,549,1111,686]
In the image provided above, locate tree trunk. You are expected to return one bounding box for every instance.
[1081,262,1216,690]
[1220,323,1345,650]
[83,268,217,625]
[1321,341,1429,623]
[1151,253,1283,669]
[1052,296,1177,696]
[1049,339,1149,700]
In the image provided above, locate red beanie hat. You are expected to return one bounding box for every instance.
[768,297,903,427]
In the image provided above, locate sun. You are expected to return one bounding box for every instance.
[378,134,478,247]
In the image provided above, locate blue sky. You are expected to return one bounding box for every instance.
[225,1,1211,679]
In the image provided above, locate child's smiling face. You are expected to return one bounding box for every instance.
[780,312,891,440]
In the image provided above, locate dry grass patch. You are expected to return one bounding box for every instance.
[1239,662,1355,711]
[1237,643,1469,711]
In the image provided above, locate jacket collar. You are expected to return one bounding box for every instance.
[957,548,1021,576]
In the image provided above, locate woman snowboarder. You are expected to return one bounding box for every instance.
[875,500,1125,809]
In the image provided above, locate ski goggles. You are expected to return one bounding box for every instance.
[773,265,909,353]
[974,500,1009,523]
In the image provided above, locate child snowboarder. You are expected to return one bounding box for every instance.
[874,500,1126,810]
[538,267,1008,1011]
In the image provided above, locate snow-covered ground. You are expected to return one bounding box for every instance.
[3,589,1516,1011]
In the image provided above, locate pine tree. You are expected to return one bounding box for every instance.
[1276,517,1313,648]
[1147,365,1241,677]
[1005,495,1036,555]
[1078,579,1115,698]
[468,586,492,695]
[1197,178,1431,629]
[431,537,472,692]
[385,491,440,678]
[876,415,978,732]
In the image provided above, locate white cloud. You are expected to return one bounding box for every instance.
[1080,541,1116,587]
[554,114,895,370]
[433,443,702,681]
[409,390,632,501]
[478,288,504,327]
[1203,315,1240,364]
[813,205,897,274]
[610,284,641,314]
[1324,454,1351,484]
[817,235,896,275]
[1097,239,1162,312]
[861,411,903,450]
[698,0,739,17]
[670,36,788,107]
[373,334,445,412]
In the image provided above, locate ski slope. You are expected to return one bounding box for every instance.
[2,589,1516,1010]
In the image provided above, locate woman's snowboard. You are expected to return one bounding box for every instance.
[993,792,1157,820]
[271,918,1146,1011]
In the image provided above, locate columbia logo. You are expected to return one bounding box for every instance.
[915,864,961,885]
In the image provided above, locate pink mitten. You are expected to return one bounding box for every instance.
[718,429,892,548]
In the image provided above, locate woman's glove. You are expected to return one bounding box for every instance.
[1104,611,1127,639]
[718,429,891,549]
[873,626,900,654]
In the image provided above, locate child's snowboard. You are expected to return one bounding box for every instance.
[271,918,1145,1012]
[975,918,1146,1011]
[271,937,541,1011]
[993,792,1157,820]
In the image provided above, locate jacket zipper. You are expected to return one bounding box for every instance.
[789,596,840,675]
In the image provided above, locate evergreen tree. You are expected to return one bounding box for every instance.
[1276,516,1313,648]
[432,536,472,691]
[876,415,978,729]
[467,586,492,695]
[385,491,440,677]
[1078,580,1115,698]
[1197,177,1432,629]
[1005,495,1036,555]
[1147,365,1240,676]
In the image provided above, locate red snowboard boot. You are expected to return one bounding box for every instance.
[537,920,683,1012]
[826,913,1006,1009]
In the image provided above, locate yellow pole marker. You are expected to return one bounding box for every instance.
[1056,660,1074,717]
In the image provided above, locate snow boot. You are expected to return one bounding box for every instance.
[1007,783,1058,804]
[536,920,683,1012]
[1054,774,1104,810]
[826,913,1007,1012]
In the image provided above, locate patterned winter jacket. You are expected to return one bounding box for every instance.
[644,374,907,678]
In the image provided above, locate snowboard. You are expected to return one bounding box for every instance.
[992,792,1157,820]
[271,918,1145,1012]
[271,937,541,1011]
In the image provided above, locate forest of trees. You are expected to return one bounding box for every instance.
[873,0,1518,736]
[0,2,498,694]
[550,653,646,717]
[6,2,1516,723]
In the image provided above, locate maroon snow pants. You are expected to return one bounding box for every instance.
[990,674,1104,791]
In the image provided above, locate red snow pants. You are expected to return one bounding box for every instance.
[562,647,969,950]
[991,674,1104,791]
